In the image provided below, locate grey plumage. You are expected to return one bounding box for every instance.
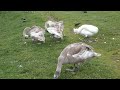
[53,42,101,79]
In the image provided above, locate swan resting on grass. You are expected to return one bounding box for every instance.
[53,42,101,79]
[23,25,45,43]
[73,24,99,42]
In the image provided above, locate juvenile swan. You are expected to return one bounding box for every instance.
[53,42,101,79]
[23,25,45,43]
[45,20,64,39]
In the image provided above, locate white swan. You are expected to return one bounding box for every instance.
[53,42,101,79]
[73,24,99,41]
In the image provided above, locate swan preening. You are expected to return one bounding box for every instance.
[45,20,64,39]
[53,42,101,79]
[23,25,45,43]
[73,24,99,42]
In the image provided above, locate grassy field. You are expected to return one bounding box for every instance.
[0,11,120,79]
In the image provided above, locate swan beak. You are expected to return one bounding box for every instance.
[94,53,101,57]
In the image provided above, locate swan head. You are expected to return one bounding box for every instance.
[53,71,60,79]
[24,35,29,39]
[94,52,101,57]
[73,28,78,34]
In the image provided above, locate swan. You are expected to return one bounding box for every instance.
[23,25,45,43]
[53,42,101,79]
[45,20,64,31]
[45,20,64,39]
[73,24,99,42]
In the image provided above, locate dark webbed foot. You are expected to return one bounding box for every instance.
[66,64,80,72]
[81,37,96,43]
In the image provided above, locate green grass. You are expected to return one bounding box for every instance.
[0,11,120,79]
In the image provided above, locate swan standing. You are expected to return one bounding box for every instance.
[73,24,99,42]
[53,42,101,79]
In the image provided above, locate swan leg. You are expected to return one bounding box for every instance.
[66,64,79,72]
[90,38,97,42]
[50,34,54,38]
[74,63,81,72]
[88,38,97,42]
[82,37,95,43]
[32,39,36,44]
[81,37,90,42]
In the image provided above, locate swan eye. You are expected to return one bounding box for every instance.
[86,47,91,50]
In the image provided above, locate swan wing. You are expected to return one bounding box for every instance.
[47,27,61,37]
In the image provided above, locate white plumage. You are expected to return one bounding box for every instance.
[73,24,99,37]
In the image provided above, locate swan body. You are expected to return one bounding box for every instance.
[23,26,45,43]
[73,24,98,37]
[45,20,64,39]
[53,42,101,79]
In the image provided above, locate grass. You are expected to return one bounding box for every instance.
[0,11,120,79]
